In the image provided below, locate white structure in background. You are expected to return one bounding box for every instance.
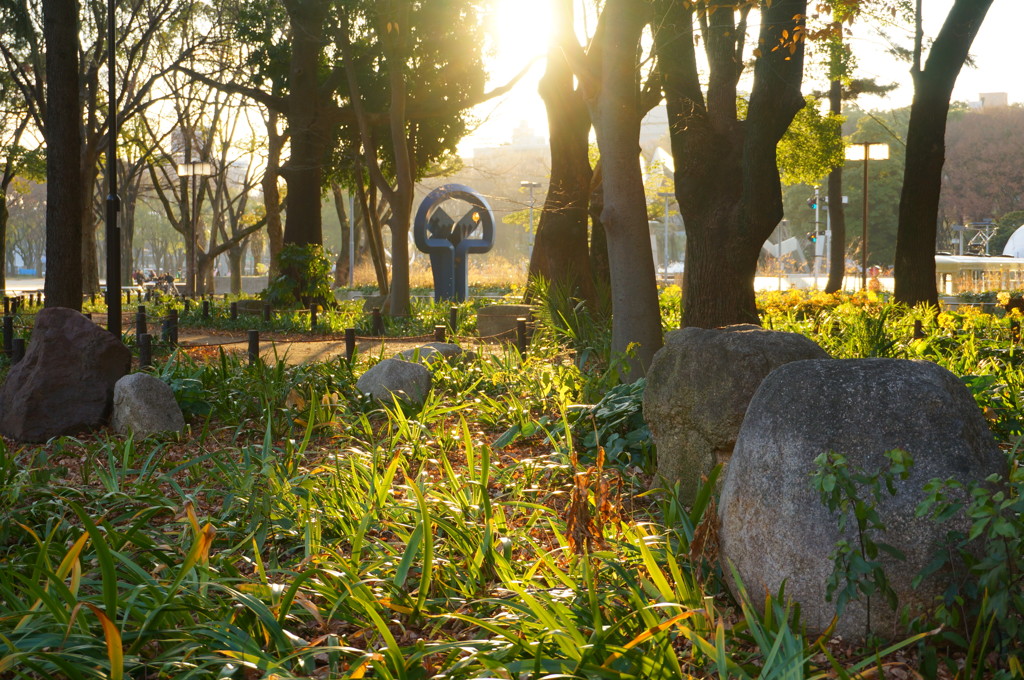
[1002,225,1024,258]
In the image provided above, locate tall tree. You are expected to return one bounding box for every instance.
[3,0,194,294]
[893,0,994,306]
[572,0,663,377]
[655,0,808,328]
[526,0,595,304]
[41,0,82,309]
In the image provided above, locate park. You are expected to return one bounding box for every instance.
[0,0,1021,678]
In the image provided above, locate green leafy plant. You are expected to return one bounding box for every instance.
[810,449,913,630]
[262,243,334,309]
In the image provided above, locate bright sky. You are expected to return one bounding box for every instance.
[462,1,1022,153]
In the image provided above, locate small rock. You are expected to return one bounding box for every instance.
[356,358,432,405]
[395,342,464,365]
[111,373,186,438]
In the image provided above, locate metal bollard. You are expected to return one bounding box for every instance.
[12,338,24,364]
[136,306,147,339]
[145,288,151,302]
[247,329,260,365]
[913,319,924,339]
[310,304,318,330]
[202,299,210,319]
[263,304,271,323]
[449,306,458,333]
[516,317,528,357]
[230,302,238,321]
[168,308,178,347]
[139,333,152,369]
[434,325,446,343]
[372,307,384,336]
[3,316,12,355]
[345,327,356,362]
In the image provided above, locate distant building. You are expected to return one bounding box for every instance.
[970,92,1009,110]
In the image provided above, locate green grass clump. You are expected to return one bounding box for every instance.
[0,290,1021,678]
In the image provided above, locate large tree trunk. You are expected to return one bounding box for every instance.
[42,0,83,310]
[228,245,243,295]
[825,80,847,294]
[589,0,662,379]
[656,0,806,328]
[588,160,610,290]
[263,109,285,280]
[527,0,595,304]
[0,191,8,293]
[331,181,352,287]
[279,1,326,249]
[894,0,993,306]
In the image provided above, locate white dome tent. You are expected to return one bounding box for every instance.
[1002,224,1024,258]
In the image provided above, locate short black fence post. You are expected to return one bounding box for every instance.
[263,304,271,323]
[230,302,238,321]
[310,304,318,330]
[184,299,191,313]
[139,333,152,369]
[372,307,384,336]
[516,317,528,357]
[247,329,260,365]
[90,293,96,306]
[3,316,12,356]
[3,297,9,315]
[144,288,151,302]
[449,306,458,333]
[913,319,924,339]
[12,338,25,364]
[168,308,178,347]
[434,325,446,343]
[345,328,356,362]
[202,300,210,319]
[136,306,147,339]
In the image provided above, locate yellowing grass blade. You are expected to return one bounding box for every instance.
[378,598,414,615]
[85,603,124,680]
[185,500,201,536]
[349,653,384,679]
[15,531,90,631]
[602,611,699,668]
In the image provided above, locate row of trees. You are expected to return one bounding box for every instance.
[0,0,999,380]
[522,0,993,376]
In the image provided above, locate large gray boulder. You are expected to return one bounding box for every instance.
[719,358,1005,641]
[111,373,185,438]
[0,307,131,442]
[643,325,828,502]
[356,358,432,405]
[477,304,533,340]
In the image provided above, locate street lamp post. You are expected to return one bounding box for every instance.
[176,161,213,297]
[520,180,541,258]
[845,141,890,290]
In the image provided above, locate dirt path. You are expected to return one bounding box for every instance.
[175,330,505,365]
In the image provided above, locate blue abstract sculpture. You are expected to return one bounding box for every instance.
[413,184,495,302]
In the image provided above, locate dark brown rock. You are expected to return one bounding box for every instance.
[0,307,131,442]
